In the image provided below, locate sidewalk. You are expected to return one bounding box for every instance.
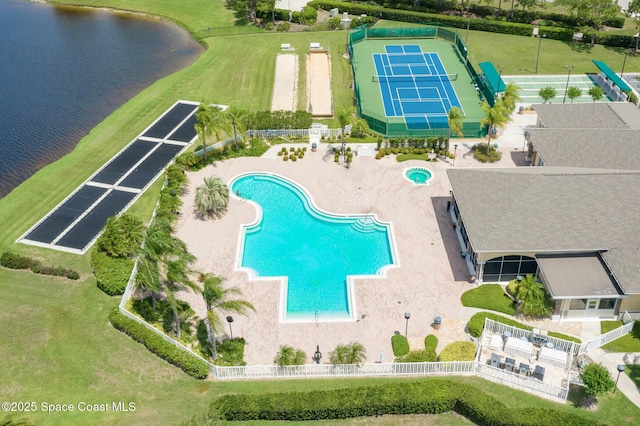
[587,348,640,407]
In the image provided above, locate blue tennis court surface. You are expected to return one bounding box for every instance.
[373,45,462,130]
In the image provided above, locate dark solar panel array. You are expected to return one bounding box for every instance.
[21,101,198,253]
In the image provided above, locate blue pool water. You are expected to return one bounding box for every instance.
[231,173,395,320]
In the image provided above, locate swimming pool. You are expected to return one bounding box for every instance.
[405,167,433,185]
[230,173,398,322]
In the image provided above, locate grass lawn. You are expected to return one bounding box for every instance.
[625,365,640,389]
[2,2,640,424]
[460,284,516,315]
[602,321,640,352]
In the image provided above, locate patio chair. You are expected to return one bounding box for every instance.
[519,363,530,376]
[533,365,545,381]
[490,353,501,368]
[505,357,516,372]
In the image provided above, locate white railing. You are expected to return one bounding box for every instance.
[483,318,577,353]
[577,320,635,355]
[476,363,569,401]
[622,310,633,325]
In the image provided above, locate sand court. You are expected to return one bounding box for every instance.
[271,54,298,112]
[307,51,333,117]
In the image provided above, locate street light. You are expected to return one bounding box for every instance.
[563,65,575,104]
[615,364,625,393]
[404,312,411,338]
[535,34,546,74]
[453,144,458,166]
[226,315,234,339]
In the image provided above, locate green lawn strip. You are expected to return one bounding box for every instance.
[602,321,640,352]
[624,365,640,389]
[460,283,516,315]
[467,312,581,343]
[374,20,640,75]
[396,153,431,162]
[602,320,623,334]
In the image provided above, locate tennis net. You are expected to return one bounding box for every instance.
[373,73,458,83]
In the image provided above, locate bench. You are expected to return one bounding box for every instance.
[309,42,321,49]
[280,43,292,51]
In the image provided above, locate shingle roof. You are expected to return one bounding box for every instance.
[528,129,640,170]
[447,167,640,294]
[533,103,640,130]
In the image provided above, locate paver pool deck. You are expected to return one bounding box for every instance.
[175,138,527,365]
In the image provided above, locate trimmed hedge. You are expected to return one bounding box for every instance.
[391,334,410,356]
[90,249,134,296]
[308,1,634,47]
[0,251,79,280]
[108,308,209,379]
[467,312,581,343]
[211,379,604,424]
[438,341,476,362]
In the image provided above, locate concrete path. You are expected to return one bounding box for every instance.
[587,349,640,407]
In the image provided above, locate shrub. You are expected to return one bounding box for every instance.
[283,155,289,161]
[472,143,502,163]
[90,249,134,296]
[467,312,532,338]
[391,334,410,357]
[438,341,476,362]
[277,21,290,32]
[214,338,247,366]
[108,308,209,379]
[581,363,615,397]
[425,334,438,351]
[291,156,297,162]
[0,251,79,280]
[506,279,519,297]
[96,214,144,258]
[277,151,283,156]
[399,349,437,362]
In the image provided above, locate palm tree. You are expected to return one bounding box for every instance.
[223,105,247,150]
[330,341,367,366]
[194,176,229,220]
[567,87,582,103]
[515,274,549,317]
[480,100,511,155]
[336,105,354,156]
[201,273,255,359]
[446,106,465,154]
[273,345,307,366]
[195,102,215,161]
[501,82,522,113]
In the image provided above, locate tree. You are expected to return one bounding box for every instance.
[350,117,370,138]
[515,274,549,317]
[501,82,522,113]
[516,0,538,11]
[194,102,215,161]
[539,86,557,104]
[97,214,144,258]
[330,341,366,366]
[556,0,619,47]
[223,105,247,151]
[195,176,229,220]
[201,273,255,359]
[581,363,616,398]
[480,100,511,155]
[588,86,605,102]
[567,86,583,103]
[336,105,354,156]
[627,0,640,51]
[273,345,307,366]
[257,0,276,22]
[446,106,465,154]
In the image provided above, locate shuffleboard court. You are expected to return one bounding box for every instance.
[502,74,611,104]
[19,100,199,254]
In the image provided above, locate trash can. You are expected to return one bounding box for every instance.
[433,316,441,330]
[518,106,524,115]
[311,142,317,152]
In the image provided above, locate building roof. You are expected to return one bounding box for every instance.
[533,103,640,130]
[447,167,640,294]
[536,253,623,299]
[528,128,640,170]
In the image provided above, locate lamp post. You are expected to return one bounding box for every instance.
[535,34,545,74]
[465,16,471,44]
[615,364,625,393]
[562,65,575,104]
[621,48,630,78]
[404,312,411,338]
[453,144,458,166]
[226,315,234,339]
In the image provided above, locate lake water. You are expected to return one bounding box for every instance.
[0,0,203,198]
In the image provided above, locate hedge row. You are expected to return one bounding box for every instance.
[391,334,410,356]
[467,312,581,343]
[108,308,209,379]
[308,1,635,47]
[0,251,79,280]
[212,379,604,424]
[90,249,134,296]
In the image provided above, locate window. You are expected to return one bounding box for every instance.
[570,299,587,310]
[599,299,616,310]
[480,255,538,282]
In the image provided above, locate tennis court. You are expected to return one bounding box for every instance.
[373,45,462,130]
[502,74,611,104]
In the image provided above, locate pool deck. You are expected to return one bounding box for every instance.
[174,137,534,365]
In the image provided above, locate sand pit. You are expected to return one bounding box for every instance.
[271,54,298,112]
[307,51,333,117]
